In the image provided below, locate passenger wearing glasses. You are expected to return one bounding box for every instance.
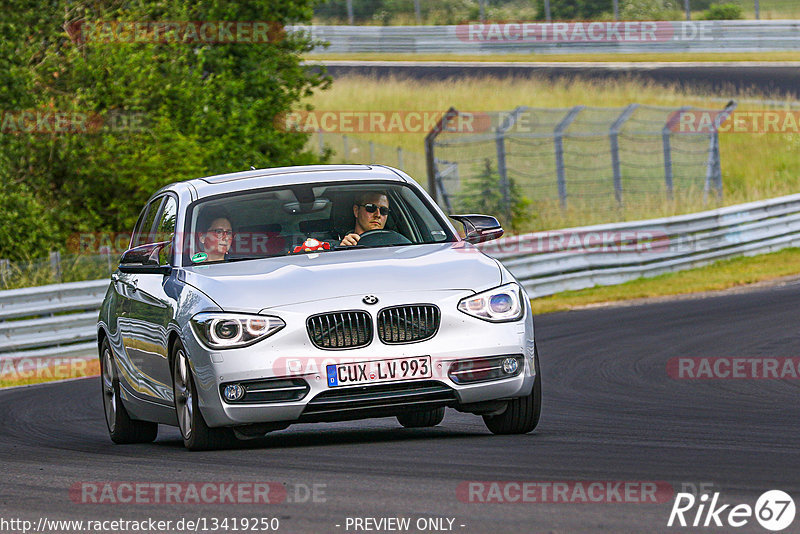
[339,191,391,247]
[198,208,233,262]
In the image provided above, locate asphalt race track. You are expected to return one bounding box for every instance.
[319,61,800,99]
[1,283,799,534]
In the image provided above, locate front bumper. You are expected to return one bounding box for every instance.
[184,290,537,428]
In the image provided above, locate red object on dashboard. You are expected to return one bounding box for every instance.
[292,238,330,253]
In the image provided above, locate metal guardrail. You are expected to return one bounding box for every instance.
[0,280,107,362]
[3,192,800,363]
[478,192,800,297]
[292,21,800,54]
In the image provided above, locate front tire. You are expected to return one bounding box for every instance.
[483,346,542,435]
[100,339,158,444]
[172,343,234,451]
[397,407,445,428]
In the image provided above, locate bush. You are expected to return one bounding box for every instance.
[0,181,55,262]
[619,0,683,20]
[0,0,329,260]
[455,159,533,233]
[534,0,612,20]
[702,3,743,19]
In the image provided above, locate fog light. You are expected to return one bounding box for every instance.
[223,384,245,402]
[502,357,519,375]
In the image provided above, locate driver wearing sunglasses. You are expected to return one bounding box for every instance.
[339,192,390,247]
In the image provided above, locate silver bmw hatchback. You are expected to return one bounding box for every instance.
[97,165,541,450]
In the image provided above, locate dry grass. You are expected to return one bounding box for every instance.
[306,74,800,230]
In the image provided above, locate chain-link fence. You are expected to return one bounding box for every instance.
[308,130,427,182]
[314,0,798,24]
[427,103,735,229]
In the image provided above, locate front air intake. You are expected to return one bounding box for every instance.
[377,304,440,344]
[307,310,373,349]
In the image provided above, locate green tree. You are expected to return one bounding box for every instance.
[0,0,329,261]
[456,158,532,233]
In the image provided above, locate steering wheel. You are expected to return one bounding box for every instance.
[357,229,411,247]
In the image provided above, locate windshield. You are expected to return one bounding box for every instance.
[182,182,457,265]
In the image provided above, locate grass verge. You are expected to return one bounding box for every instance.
[307,52,800,63]
[532,247,800,314]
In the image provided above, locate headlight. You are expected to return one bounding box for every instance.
[458,283,524,322]
[191,312,285,349]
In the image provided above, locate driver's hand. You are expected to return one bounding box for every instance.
[339,233,361,247]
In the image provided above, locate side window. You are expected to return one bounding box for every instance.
[133,197,164,247]
[156,196,177,240]
[156,196,178,265]
[130,205,149,249]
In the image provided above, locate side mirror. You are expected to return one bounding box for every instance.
[118,241,172,274]
[451,214,504,244]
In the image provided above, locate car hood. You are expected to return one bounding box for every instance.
[181,243,500,312]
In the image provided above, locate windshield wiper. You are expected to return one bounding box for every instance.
[225,255,281,262]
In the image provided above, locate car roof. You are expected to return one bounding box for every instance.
[179,164,408,199]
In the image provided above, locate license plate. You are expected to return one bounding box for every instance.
[326,356,432,387]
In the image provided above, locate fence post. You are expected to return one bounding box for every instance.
[397,147,404,169]
[369,141,375,162]
[544,0,551,21]
[50,250,62,282]
[0,259,8,288]
[609,104,639,208]
[662,106,689,201]
[425,107,458,204]
[342,135,349,161]
[495,130,511,226]
[318,130,324,155]
[495,107,528,226]
[553,106,584,210]
[705,101,736,203]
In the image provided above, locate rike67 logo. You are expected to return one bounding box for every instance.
[668,490,795,531]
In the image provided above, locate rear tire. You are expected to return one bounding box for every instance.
[172,343,235,451]
[483,346,542,435]
[397,407,445,428]
[100,339,158,444]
